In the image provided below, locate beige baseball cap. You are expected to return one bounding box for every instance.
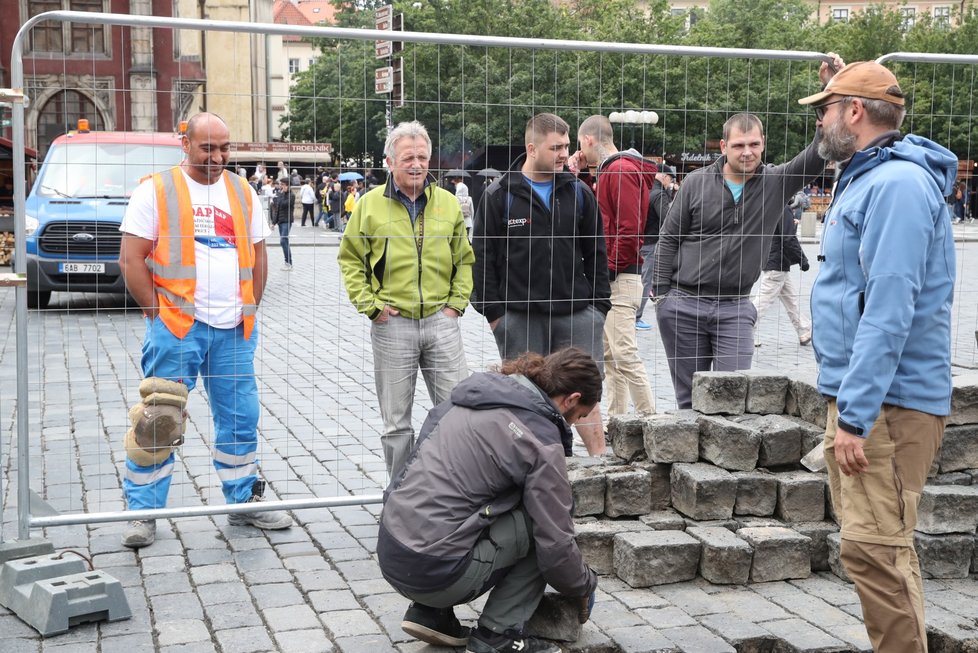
[798,61,905,106]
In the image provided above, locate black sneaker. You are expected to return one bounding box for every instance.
[400,603,470,647]
[465,627,560,653]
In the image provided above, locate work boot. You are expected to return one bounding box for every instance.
[466,626,560,653]
[401,603,470,647]
[121,519,156,548]
[227,480,293,530]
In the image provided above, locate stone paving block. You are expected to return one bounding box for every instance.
[938,424,978,472]
[785,376,828,428]
[523,592,582,642]
[652,584,729,616]
[683,517,740,532]
[825,533,852,583]
[273,629,336,653]
[736,414,803,467]
[697,415,759,471]
[605,625,679,652]
[575,520,651,575]
[563,623,618,653]
[697,612,778,653]
[214,626,277,653]
[633,605,698,629]
[775,471,826,523]
[644,414,700,464]
[610,414,649,462]
[659,624,736,653]
[711,589,792,622]
[783,415,825,458]
[691,371,748,415]
[613,530,701,587]
[155,619,211,647]
[606,469,653,517]
[761,618,849,652]
[671,463,737,520]
[926,604,978,653]
[732,470,778,516]
[639,510,687,531]
[633,462,673,509]
[738,527,811,582]
[948,374,978,426]
[567,468,605,517]
[929,472,973,486]
[917,485,978,534]
[793,522,839,572]
[916,532,975,579]
[687,526,753,584]
[742,372,790,415]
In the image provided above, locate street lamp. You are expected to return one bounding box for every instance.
[609,110,659,149]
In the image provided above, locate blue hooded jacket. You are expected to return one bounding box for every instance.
[811,133,956,436]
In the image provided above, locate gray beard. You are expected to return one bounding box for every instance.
[818,121,858,162]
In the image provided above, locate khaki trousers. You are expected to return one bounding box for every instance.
[603,273,655,416]
[824,400,945,653]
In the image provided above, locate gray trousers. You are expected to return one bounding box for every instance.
[405,509,545,635]
[492,306,605,373]
[655,289,756,408]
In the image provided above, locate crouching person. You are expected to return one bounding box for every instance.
[377,347,600,653]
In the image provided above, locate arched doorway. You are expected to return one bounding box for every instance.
[35,90,104,157]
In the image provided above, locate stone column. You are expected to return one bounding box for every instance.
[128,0,157,132]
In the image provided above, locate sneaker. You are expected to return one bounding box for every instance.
[280,263,292,271]
[400,603,470,647]
[227,482,293,530]
[466,628,559,653]
[121,519,156,548]
[799,331,812,346]
[635,320,652,331]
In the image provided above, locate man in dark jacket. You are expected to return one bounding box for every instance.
[652,54,841,408]
[269,178,295,270]
[753,205,811,346]
[572,114,657,417]
[378,347,600,653]
[473,113,611,455]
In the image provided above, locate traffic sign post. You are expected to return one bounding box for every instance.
[375,66,394,95]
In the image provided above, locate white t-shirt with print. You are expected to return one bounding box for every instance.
[121,169,269,329]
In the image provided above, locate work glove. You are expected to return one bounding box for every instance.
[576,591,596,624]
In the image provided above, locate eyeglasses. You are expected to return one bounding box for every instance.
[814,99,845,121]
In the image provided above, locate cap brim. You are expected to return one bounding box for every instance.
[798,89,833,106]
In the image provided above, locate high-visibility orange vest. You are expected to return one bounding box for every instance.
[148,167,257,340]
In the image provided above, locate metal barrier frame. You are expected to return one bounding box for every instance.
[3,9,842,543]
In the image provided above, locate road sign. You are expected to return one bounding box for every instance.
[375,66,393,94]
[375,40,392,59]
[375,4,392,30]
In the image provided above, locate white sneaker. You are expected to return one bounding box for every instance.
[121,519,156,548]
[799,331,812,346]
[281,263,292,271]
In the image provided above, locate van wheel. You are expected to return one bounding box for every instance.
[27,291,51,310]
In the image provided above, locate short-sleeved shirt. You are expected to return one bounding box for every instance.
[120,169,269,329]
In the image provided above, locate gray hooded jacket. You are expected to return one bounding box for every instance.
[377,372,597,598]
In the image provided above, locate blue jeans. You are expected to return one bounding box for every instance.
[123,318,260,510]
[370,310,468,478]
[655,289,756,408]
[278,221,292,264]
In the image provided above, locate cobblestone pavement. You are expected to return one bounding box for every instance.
[1,224,978,652]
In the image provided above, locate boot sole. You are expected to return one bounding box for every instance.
[401,620,469,647]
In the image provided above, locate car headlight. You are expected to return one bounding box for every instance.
[25,215,39,236]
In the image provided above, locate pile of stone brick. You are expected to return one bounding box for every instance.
[570,371,978,590]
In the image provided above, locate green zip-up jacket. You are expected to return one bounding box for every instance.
[338,176,474,320]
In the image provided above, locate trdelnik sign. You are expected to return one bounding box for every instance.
[680,152,721,164]
[229,142,333,154]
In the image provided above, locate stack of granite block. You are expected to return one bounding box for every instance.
[571,371,978,590]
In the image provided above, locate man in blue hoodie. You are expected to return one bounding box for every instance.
[800,62,957,653]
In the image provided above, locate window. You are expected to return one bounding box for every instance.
[35,90,102,158]
[28,0,106,54]
[288,58,300,74]
[934,6,950,28]
[901,7,915,30]
[831,8,849,22]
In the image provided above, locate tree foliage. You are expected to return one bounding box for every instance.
[281,0,978,168]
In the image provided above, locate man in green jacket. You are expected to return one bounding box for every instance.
[338,121,475,478]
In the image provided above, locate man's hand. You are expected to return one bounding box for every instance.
[820,52,846,86]
[576,591,595,624]
[567,150,587,175]
[441,307,460,318]
[373,305,400,324]
[834,427,869,476]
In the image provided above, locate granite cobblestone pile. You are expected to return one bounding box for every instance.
[573,371,978,592]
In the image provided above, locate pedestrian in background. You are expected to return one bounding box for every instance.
[299,177,316,226]
[270,178,295,270]
[455,181,474,240]
[635,166,675,331]
[753,205,811,347]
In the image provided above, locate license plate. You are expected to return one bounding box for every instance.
[58,262,105,273]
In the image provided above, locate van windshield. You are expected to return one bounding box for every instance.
[35,142,185,198]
